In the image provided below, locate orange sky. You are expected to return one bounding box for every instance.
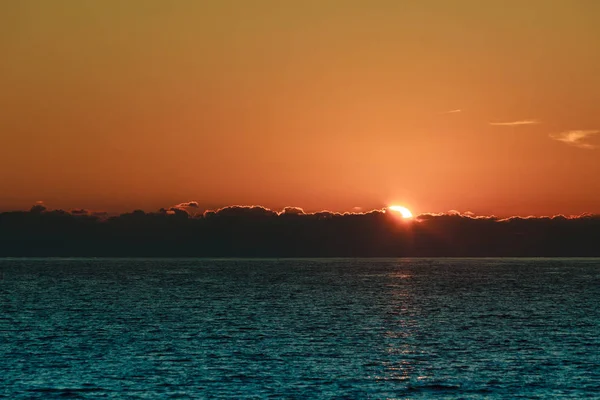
[1,1,599,216]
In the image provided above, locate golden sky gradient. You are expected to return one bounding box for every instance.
[1,0,599,216]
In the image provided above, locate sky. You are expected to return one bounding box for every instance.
[1,0,599,216]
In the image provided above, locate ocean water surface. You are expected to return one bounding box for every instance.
[0,258,599,399]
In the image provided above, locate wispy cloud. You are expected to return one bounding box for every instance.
[489,119,540,126]
[549,130,598,149]
[442,109,462,114]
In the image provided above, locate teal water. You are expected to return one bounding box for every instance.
[1,258,599,399]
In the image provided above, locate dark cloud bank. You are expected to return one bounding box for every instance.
[1,205,599,257]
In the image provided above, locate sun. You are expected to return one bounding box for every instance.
[388,205,413,219]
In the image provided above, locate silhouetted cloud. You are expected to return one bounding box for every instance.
[213,205,278,218]
[169,207,190,217]
[279,207,305,215]
[0,205,598,257]
[489,119,540,126]
[70,209,90,215]
[203,210,217,218]
[549,130,598,149]
[30,204,47,213]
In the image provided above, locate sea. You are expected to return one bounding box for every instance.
[0,258,599,399]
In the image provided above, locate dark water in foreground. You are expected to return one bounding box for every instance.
[1,258,599,399]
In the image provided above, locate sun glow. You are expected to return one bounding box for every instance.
[388,205,413,219]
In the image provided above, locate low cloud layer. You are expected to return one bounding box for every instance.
[1,205,598,257]
[549,130,598,149]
